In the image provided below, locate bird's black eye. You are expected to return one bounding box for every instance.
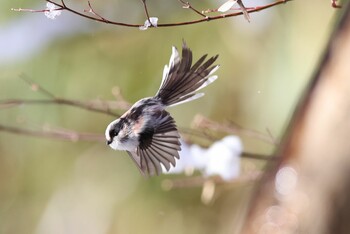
[109,120,122,139]
[109,129,117,138]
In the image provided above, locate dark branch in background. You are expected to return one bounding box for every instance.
[162,171,264,205]
[242,152,275,161]
[20,73,55,99]
[0,76,272,162]
[7,74,130,117]
[0,124,104,142]
[241,2,350,233]
[12,0,292,28]
[0,75,119,142]
[0,123,272,162]
[162,171,262,190]
[0,98,126,117]
[192,114,277,145]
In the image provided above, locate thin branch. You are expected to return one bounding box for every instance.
[60,0,66,8]
[0,124,104,142]
[265,127,277,144]
[10,74,129,117]
[241,152,276,161]
[13,0,291,28]
[237,0,251,22]
[192,115,277,145]
[178,0,208,18]
[162,171,262,190]
[151,0,291,27]
[0,123,272,163]
[84,1,111,23]
[179,127,218,142]
[20,74,56,99]
[140,0,154,27]
[15,74,130,116]
[0,98,128,117]
[46,0,141,27]
[11,7,64,12]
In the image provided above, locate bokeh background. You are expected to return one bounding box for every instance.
[0,1,338,233]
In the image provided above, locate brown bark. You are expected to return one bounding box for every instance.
[241,3,350,234]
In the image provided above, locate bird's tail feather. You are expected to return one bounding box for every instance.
[155,42,219,107]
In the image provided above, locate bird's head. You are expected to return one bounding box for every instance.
[105,119,122,150]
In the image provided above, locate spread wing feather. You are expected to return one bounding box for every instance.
[155,41,219,107]
[127,111,181,176]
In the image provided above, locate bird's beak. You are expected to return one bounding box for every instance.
[106,139,112,145]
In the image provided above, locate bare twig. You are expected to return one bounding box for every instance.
[13,74,129,117]
[20,74,56,99]
[192,115,277,145]
[0,98,129,117]
[46,0,141,27]
[237,0,251,22]
[140,0,154,27]
[14,0,291,28]
[84,1,111,23]
[265,127,277,144]
[178,0,208,18]
[179,127,218,142]
[242,152,275,161]
[11,7,64,12]
[60,0,66,8]
[0,122,272,163]
[0,124,104,142]
[162,171,262,190]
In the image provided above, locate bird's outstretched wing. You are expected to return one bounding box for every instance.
[155,41,219,107]
[127,110,181,176]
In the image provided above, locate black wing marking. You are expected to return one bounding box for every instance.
[127,111,181,176]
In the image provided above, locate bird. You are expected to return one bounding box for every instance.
[105,41,219,176]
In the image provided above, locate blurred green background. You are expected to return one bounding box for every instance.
[0,0,337,233]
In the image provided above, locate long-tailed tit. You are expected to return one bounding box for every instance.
[105,41,219,176]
